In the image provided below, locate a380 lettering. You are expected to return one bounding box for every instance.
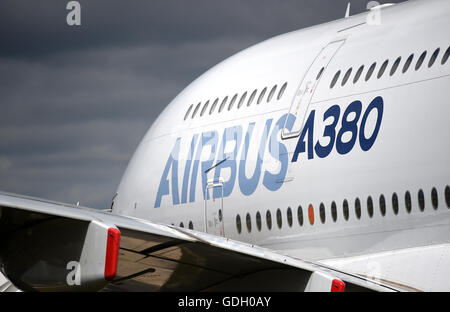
[155,96,384,208]
[292,96,383,162]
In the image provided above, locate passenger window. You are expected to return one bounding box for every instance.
[353,65,364,84]
[277,82,287,100]
[257,87,267,104]
[248,89,257,106]
[184,104,193,121]
[218,96,228,113]
[330,70,341,89]
[319,203,326,223]
[367,196,374,218]
[228,94,238,111]
[209,98,219,115]
[418,189,425,211]
[331,201,337,222]
[446,185,450,208]
[415,51,427,70]
[343,199,349,221]
[256,211,262,231]
[192,103,201,119]
[180,222,184,228]
[238,92,247,109]
[266,210,272,230]
[267,85,277,102]
[428,48,440,67]
[297,205,304,226]
[377,60,389,79]
[276,208,282,229]
[366,63,376,81]
[308,204,314,225]
[200,100,209,117]
[405,191,412,213]
[379,194,386,216]
[355,198,361,219]
[246,213,252,232]
[341,68,352,86]
[402,54,414,73]
[189,221,194,230]
[287,207,293,227]
[390,57,401,76]
[316,67,325,80]
[442,46,450,65]
[236,215,242,234]
[392,193,399,215]
[431,187,438,210]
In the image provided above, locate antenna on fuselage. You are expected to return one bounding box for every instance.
[345,2,351,18]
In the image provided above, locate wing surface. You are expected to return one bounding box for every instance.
[0,192,398,292]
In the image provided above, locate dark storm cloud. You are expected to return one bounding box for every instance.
[1,0,295,58]
[0,0,402,59]
[0,0,404,208]
[0,37,246,127]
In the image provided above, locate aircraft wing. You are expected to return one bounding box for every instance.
[0,192,399,292]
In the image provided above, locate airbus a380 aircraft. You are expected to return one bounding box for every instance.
[0,0,449,292]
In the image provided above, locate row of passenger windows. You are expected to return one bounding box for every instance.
[329,45,450,89]
[182,45,450,121]
[235,185,450,234]
[183,82,288,121]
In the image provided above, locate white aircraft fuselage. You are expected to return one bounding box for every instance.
[112,0,450,291]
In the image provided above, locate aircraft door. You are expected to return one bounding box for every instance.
[282,38,346,139]
[204,178,224,236]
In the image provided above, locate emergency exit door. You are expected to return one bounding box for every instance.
[282,38,346,139]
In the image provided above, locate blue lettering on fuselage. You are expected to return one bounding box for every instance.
[154,96,383,208]
[238,119,272,196]
[190,131,218,202]
[262,113,295,192]
[154,113,293,208]
[154,137,181,208]
[213,126,242,199]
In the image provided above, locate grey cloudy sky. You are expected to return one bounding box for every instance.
[0,0,404,209]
